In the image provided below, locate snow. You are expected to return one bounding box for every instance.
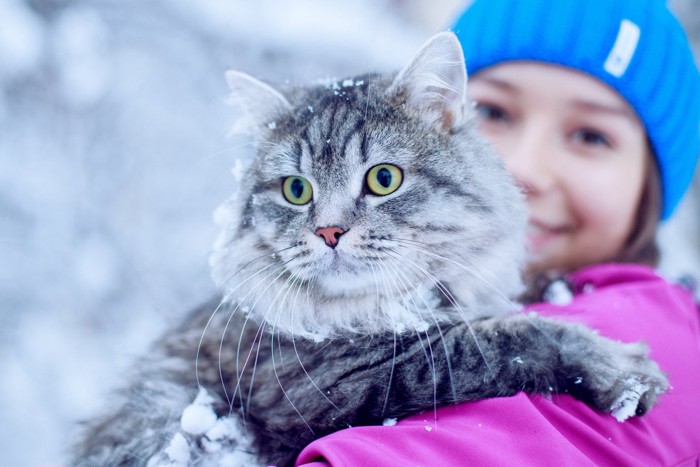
[150,388,260,466]
[164,433,191,464]
[610,380,648,422]
[543,279,574,306]
[230,158,248,183]
[0,0,698,465]
[180,403,217,436]
[205,417,241,442]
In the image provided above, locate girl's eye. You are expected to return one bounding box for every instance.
[282,176,313,205]
[474,102,510,124]
[366,164,403,196]
[571,128,612,148]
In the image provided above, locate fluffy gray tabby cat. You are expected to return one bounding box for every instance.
[71,33,667,467]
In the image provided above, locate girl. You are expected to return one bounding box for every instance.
[295,0,700,464]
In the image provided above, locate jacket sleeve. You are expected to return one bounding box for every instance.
[295,264,700,467]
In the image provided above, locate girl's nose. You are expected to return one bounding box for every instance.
[501,126,556,196]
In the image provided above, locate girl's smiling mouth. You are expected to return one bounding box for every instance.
[526,218,569,251]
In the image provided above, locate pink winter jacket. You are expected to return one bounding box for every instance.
[295,264,700,466]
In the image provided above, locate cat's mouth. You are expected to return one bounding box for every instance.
[310,251,378,296]
[326,251,358,275]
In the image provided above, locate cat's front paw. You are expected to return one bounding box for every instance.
[573,340,668,422]
[608,376,660,422]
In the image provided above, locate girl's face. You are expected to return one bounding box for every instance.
[468,62,649,273]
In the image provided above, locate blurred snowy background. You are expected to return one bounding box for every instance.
[0,0,697,465]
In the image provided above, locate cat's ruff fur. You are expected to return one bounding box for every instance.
[70,33,668,467]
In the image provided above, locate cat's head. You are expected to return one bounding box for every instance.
[211,32,526,340]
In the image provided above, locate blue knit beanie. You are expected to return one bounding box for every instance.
[451,0,700,220]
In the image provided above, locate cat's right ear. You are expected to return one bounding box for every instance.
[388,32,468,133]
[225,70,292,135]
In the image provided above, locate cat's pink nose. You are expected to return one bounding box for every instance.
[315,226,347,248]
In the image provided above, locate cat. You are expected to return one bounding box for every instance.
[70,32,668,467]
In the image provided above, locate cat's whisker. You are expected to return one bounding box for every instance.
[381,254,431,328]
[230,318,265,427]
[237,261,315,421]
[195,297,230,389]
[382,246,495,379]
[266,271,316,435]
[270,268,309,374]
[392,237,520,312]
[235,317,271,421]
[374,255,442,422]
[244,266,301,413]
[200,261,280,397]
[392,263,443,425]
[372,257,401,326]
[188,141,258,172]
[289,339,341,414]
[301,264,325,336]
[223,257,299,410]
[379,256,441,422]
[381,245,464,318]
[285,266,341,413]
[370,258,403,417]
[364,259,399,417]
[290,263,314,334]
[381,253,459,406]
[256,140,290,151]
[196,246,299,388]
[367,257,383,311]
[391,239,561,347]
[216,244,302,297]
[270,267,309,361]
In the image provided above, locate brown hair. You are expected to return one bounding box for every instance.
[613,147,662,268]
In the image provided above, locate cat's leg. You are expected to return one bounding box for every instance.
[224,313,668,465]
[69,358,200,466]
[309,313,669,423]
[69,300,238,466]
[432,314,668,420]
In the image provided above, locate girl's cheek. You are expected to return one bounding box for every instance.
[567,165,639,244]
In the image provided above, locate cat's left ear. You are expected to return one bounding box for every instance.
[388,32,468,132]
[225,70,292,135]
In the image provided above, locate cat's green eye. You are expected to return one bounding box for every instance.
[282,176,313,205]
[366,164,403,196]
